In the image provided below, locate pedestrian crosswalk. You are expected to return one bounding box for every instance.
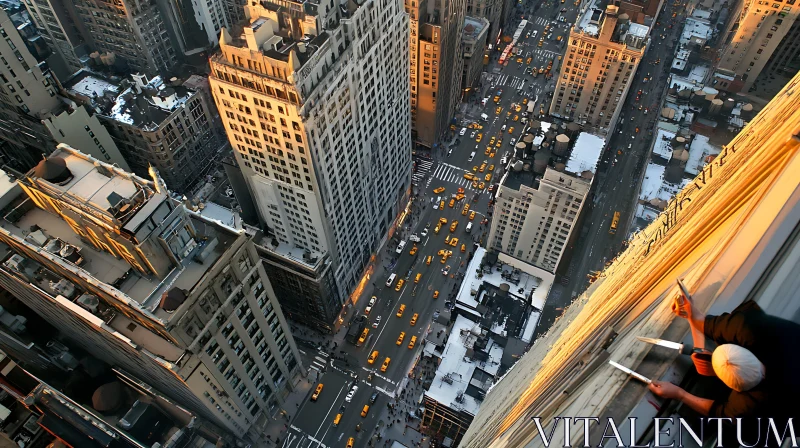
[309,350,328,372]
[412,157,434,187]
[431,163,484,189]
[533,16,549,26]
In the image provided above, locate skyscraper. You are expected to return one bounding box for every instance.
[712,0,800,95]
[460,69,800,448]
[0,8,60,171]
[73,0,177,75]
[21,0,91,76]
[549,3,647,136]
[406,0,466,148]
[464,0,502,46]
[209,0,412,322]
[0,144,303,445]
[487,129,603,272]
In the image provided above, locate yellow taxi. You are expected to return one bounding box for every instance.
[433,290,439,299]
[485,173,492,182]
[464,173,476,181]
[478,182,485,190]
[450,221,458,232]
[368,350,379,364]
[462,204,470,215]
[433,186,445,194]
[472,166,478,172]
[488,164,495,171]
[434,223,442,234]
[361,405,370,417]
[461,243,466,253]
[493,95,500,103]
[397,304,406,317]
[469,211,476,220]
[489,151,496,157]
[495,139,501,148]
[439,200,445,209]
[426,255,432,265]
[334,413,342,426]
[472,180,479,188]
[358,328,369,344]
[409,245,418,255]
[381,357,391,372]
[495,106,502,114]
[396,332,405,345]
[440,217,448,224]
[538,39,543,47]
[448,198,455,208]
[508,127,515,134]
[410,313,419,326]
[513,115,519,121]
[444,234,451,245]
[515,104,522,112]
[476,133,482,142]
[311,383,324,401]
[489,137,496,146]
[455,193,465,201]
[479,162,487,172]
[395,279,404,291]
[347,438,355,448]
[526,57,532,64]
[408,336,418,349]
[522,98,529,105]
[484,147,492,156]
[414,273,422,283]
[449,237,459,247]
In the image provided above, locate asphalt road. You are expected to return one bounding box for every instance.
[277,0,689,445]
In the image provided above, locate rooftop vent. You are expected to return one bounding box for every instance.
[160,287,188,312]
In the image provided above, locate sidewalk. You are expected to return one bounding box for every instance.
[261,376,315,446]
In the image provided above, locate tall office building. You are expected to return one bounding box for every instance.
[0,8,60,171]
[406,0,466,148]
[465,0,502,44]
[712,0,800,94]
[460,68,800,448]
[209,0,412,319]
[61,71,226,193]
[0,144,303,445]
[21,0,91,76]
[549,3,647,136]
[487,128,602,272]
[73,0,177,75]
[462,16,490,91]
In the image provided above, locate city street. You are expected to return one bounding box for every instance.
[537,0,690,335]
[276,0,687,446]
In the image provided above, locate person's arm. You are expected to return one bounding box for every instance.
[702,302,761,348]
[673,291,707,349]
[648,381,714,416]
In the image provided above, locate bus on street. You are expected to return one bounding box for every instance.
[609,211,620,235]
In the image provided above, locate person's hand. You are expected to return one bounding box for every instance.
[648,380,685,400]
[671,290,694,320]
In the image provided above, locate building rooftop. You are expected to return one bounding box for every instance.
[685,134,720,176]
[104,75,192,131]
[680,16,712,44]
[463,16,488,42]
[652,128,676,160]
[565,132,604,175]
[425,314,505,416]
[64,70,121,99]
[454,247,552,343]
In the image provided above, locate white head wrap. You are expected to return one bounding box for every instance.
[712,344,764,392]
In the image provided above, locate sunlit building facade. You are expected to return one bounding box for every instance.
[460,71,800,447]
[0,145,303,445]
[713,0,800,94]
[550,3,647,136]
[406,0,466,148]
[209,0,412,318]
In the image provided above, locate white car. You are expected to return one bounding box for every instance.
[345,386,359,402]
[369,296,377,306]
[420,228,428,237]
[372,316,382,328]
[409,234,421,243]
[396,241,407,254]
[442,265,451,276]
[509,138,517,146]
[459,127,467,136]
[365,306,372,315]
